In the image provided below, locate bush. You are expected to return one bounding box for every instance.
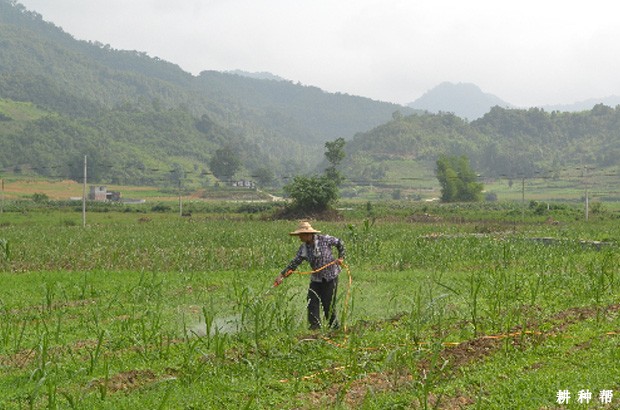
[283,175,338,214]
[151,203,172,212]
[31,192,49,203]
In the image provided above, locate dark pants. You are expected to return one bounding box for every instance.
[307,277,339,330]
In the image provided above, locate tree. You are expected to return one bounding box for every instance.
[209,145,241,180]
[283,138,345,214]
[323,137,346,186]
[253,166,275,187]
[169,162,185,186]
[283,175,338,213]
[435,155,483,202]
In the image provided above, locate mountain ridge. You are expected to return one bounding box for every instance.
[407,82,513,121]
[538,95,620,113]
[1,0,618,192]
[408,81,620,121]
[0,0,416,185]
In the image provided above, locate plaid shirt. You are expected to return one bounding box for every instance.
[281,234,345,282]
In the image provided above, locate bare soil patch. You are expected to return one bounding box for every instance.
[92,369,159,393]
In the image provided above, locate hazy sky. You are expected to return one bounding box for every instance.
[16,0,620,107]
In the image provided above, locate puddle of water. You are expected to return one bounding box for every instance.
[188,314,243,337]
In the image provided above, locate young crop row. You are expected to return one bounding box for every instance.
[0,213,618,408]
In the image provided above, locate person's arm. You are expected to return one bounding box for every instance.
[274,246,305,286]
[274,268,294,286]
[331,236,345,264]
[335,237,345,260]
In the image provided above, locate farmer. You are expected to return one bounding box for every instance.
[275,221,346,330]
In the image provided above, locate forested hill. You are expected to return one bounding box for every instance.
[343,105,620,183]
[0,1,196,116]
[193,71,413,145]
[0,0,413,185]
[2,0,618,189]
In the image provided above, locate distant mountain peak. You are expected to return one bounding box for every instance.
[539,96,620,112]
[407,82,513,121]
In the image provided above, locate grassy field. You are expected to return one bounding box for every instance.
[0,178,181,202]
[0,200,618,409]
[3,163,618,206]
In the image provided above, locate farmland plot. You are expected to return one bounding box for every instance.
[0,212,618,409]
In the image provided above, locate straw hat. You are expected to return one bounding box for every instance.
[289,221,321,235]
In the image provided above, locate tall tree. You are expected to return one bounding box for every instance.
[324,137,345,185]
[252,166,275,187]
[435,154,483,202]
[284,137,345,214]
[209,145,241,180]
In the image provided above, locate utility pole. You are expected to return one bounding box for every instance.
[178,179,183,217]
[584,165,591,222]
[521,177,525,223]
[82,155,87,228]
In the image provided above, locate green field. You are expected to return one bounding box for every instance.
[0,202,618,409]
